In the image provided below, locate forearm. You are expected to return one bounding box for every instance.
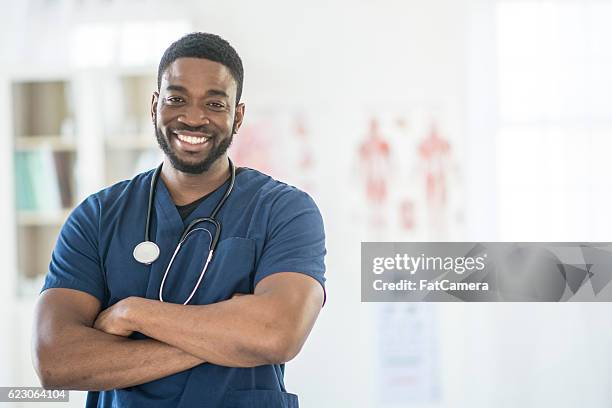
[129,294,296,368]
[35,325,203,391]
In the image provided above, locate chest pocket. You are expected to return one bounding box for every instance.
[103,245,151,306]
[190,236,257,304]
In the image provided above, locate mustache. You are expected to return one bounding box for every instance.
[169,125,215,134]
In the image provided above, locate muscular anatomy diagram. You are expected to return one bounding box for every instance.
[357,118,393,230]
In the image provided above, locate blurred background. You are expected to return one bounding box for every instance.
[1,0,612,407]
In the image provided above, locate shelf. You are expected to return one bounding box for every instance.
[14,135,76,151]
[12,81,72,137]
[17,209,72,226]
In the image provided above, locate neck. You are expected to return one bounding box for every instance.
[161,156,230,206]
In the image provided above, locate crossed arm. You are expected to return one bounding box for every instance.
[32,272,324,391]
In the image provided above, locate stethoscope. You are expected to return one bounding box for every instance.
[132,158,236,304]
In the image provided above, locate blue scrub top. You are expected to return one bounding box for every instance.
[42,166,327,408]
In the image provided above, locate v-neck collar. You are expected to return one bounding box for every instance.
[154,172,237,229]
[154,176,184,235]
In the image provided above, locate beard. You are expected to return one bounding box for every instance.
[155,125,234,174]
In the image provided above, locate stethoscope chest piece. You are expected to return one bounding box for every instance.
[133,241,161,265]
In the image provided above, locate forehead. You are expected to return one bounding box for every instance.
[160,57,237,96]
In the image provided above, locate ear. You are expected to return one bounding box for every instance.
[233,102,245,134]
[151,91,159,124]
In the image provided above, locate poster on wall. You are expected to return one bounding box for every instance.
[350,107,464,241]
[376,303,441,404]
[229,108,326,198]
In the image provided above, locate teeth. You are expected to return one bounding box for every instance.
[176,134,209,145]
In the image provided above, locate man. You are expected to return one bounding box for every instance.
[32,32,326,408]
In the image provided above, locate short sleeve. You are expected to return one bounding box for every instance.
[42,195,107,304]
[255,190,327,304]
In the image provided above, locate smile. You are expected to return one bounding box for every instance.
[175,133,210,145]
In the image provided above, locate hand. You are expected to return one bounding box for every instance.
[94,297,140,337]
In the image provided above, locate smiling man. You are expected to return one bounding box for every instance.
[32,33,326,408]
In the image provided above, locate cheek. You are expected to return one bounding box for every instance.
[205,114,233,134]
[221,114,236,131]
[158,114,177,131]
[158,104,179,123]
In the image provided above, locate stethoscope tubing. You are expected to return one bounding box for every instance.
[138,158,236,304]
[159,226,214,304]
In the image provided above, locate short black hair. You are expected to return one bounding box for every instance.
[157,32,244,104]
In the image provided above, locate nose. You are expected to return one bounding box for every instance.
[177,104,210,127]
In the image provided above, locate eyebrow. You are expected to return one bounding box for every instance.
[205,89,230,98]
[165,84,188,93]
[165,85,229,99]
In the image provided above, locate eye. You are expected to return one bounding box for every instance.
[166,96,184,104]
[207,102,226,111]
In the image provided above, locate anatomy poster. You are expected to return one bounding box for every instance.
[229,108,324,197]
[229,111,284,179]
[355,117,396,232]
[276,110,321,197]
[351,108,463,241]
[288,113,318,195]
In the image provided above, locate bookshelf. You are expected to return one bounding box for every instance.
[11,80,76,294]
[7,70,162,297]
[104,74,161,185]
